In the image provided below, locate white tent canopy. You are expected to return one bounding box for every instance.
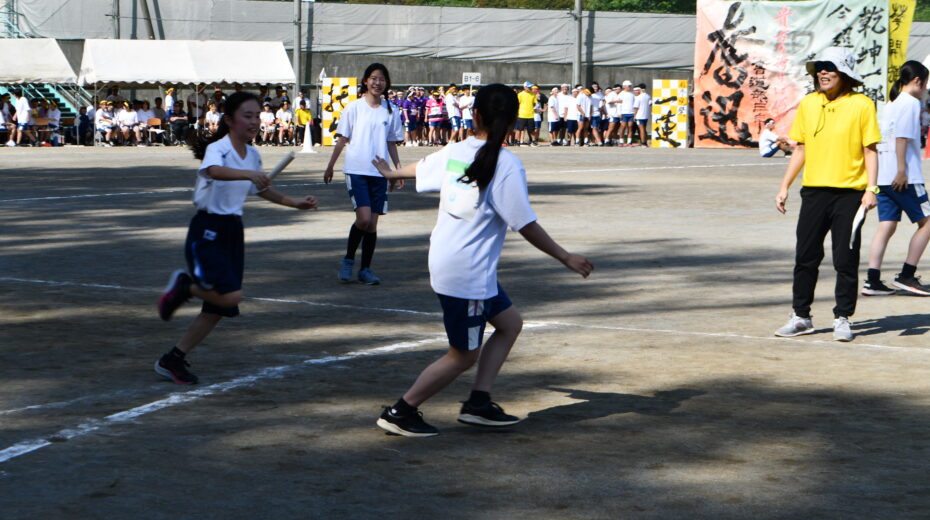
[0,38,77,84]
[77,39,296,86]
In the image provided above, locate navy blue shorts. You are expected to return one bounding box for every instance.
[591,116,602,127]
[636,118,648,126]
[450,116,462,130]
[463,119,474,129]
[877,184,930,223]
[346,173,388,214]
[185,211,243,317]
[436,284,513,351]
[405,121,418,132]
[548,121,561,133]
[515,118,534,131]
[620,114,635,123]
[428,120,442,128]
[534,120,541,129]
[565,120,579,134]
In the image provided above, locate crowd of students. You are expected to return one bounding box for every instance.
[386,80,652,147]
[1,90,64,147]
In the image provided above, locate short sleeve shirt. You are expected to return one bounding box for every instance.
[789,92,881,190]
[193,135,261,216]
[517,90,536,119]
[415,137,537,300]
[878,91,923,185]
[618,91,635,115]
[337,98,404,177]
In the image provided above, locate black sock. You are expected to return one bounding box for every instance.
[361,230,377,269]
[868,268,881,283]
[468,390,491,406]
[169,347,186,359]
[391,398,415,416]
[345,224,364,260]
[901,263,917,279]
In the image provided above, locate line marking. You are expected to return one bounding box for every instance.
[534,162,778,175]
[0,183,327,204]
[0,336,445,464]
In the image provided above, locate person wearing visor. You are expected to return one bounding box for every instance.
[774,47,880,342]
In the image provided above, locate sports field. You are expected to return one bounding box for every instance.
[2,145,929,518]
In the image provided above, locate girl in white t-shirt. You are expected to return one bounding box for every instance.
[154,92,318,385]
[204,102,222,136]
[371,83,594,437]
[275,100,295,145]
[324,63,404,285]
[117,102,142,144]
[864,61,930,296]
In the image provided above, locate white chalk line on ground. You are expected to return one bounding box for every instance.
[0,162,779,203]
[0,336,446,464]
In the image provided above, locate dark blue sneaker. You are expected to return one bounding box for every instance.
[458,401,521,427]
[338,258,354,282]
[358,268,381,285]
[376,407,439,437]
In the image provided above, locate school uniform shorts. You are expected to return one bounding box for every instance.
[346,173,388,215]
[436,284,512,351]
[185,211,244,317]
[515,118,534,131]
[877,184,930,223]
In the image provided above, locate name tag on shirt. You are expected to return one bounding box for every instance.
[440,158,480,221]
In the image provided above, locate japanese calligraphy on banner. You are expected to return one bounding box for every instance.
[651,79,690,148]
[320,77,357,146]
[888,0,915,95]
[694,0,889,149]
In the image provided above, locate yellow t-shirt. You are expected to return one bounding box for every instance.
[517,90,536,120]
[295,108,312,126]
[789,91,880,190]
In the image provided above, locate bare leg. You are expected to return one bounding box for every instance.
[905,216,930,266]
[190,286,242,310]
[868,220,898,269]
[472,306,523,392]
[176,312,223,353]
[403,347,480,407]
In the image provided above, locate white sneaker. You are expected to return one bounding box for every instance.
[774,313,814,337]
[833,317,853,342]
[6,140,15,147]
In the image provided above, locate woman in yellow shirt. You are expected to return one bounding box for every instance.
[774,47,880,342]
[295,99,313,146]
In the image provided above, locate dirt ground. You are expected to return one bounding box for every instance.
[1,144,929,519]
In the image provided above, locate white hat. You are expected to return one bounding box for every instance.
[622,80,632,87]
[806,46,863,84]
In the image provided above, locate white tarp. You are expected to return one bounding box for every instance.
[77,39,296,86]
[0,38,77,84]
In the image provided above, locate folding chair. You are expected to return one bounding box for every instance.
[146,118,166,145]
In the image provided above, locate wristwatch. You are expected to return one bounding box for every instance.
[867,186,880,194]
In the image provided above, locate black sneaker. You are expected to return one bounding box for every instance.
[457,401,521,427]
[154,354,198,384]
[893,274,930,296]
[158,270,192,321]
[376,407,439,437]
[862,279,896,296]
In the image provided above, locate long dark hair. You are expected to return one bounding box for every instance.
[458,84,518,190]
[359,62,393,114]
[191,91,260,160]
[890,60,929,101]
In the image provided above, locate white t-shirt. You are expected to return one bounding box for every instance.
[547,95,559,121]
[590,92,605,117]
[260,111,276,126]
[878,91,923,185]
[46,108,61,126]
[759,128,780,156]
[415,137,537,300]
[205,111,221,125]
[194,135,262,216]
[557,93,574,119]
[15,96,31,124]
[460,95,474,120]
[337,98,404,177]
[445,93,461,118]
[634,93,651,120]
[165,94,175,111]
[188,93,207,118]
[604,92,619,118]
[618,90,635,115]
[138,109,155,124]
[276,109,293,124]
[576,94,591,119]
[118,110,139,126]
[95,109,114,127]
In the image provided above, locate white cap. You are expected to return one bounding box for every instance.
[622,80,632,87]
[806,46,863,84]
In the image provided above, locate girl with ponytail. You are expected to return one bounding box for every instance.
[863,60,930,296]
[153,91,318,385]
[370,83,594,437]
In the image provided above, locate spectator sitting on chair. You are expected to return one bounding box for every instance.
[276,100,295,145]
[94,100,117,146]
[259,102,277,145]
[167,101,189,146]
[47,100,61,133]
[152,97,167,120]
[295,99,312,146]
[759,118,794,157]
[118,101,143,145]
[204,102,221,135]
[138,100,155,131]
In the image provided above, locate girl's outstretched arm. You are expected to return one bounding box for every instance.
[205,165,270,191]
[258,187,318,210]
[386,141,405,191]
[372,156,418,180]
[324,136,348,184]
[518,221,594,277]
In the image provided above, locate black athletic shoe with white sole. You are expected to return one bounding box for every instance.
[893,274,930,296]
[376,407,439,437]
[154,354,199,385]
[457,401,521,427]
[158,269,192,321]
[862,279,896,296]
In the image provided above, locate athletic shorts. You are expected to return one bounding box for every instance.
[620,114,635,123]
[565,120,579,134]
[441,121,452,129]
[578,115,588,124]
[185,211,244,318]
[761,146,779,158]
[405,121,418,132]
[591,116,602,127]
[428,120,442,128]
[436,284,513,351]
[534,119,541,129]
[636,118,648,126]
[548,121,561,133]
[346,173,388,214]
[514,118,534,131]
[877,184,930,223]
[463,119,474,130]
[450,116,462,130]
[609,117,621,124]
